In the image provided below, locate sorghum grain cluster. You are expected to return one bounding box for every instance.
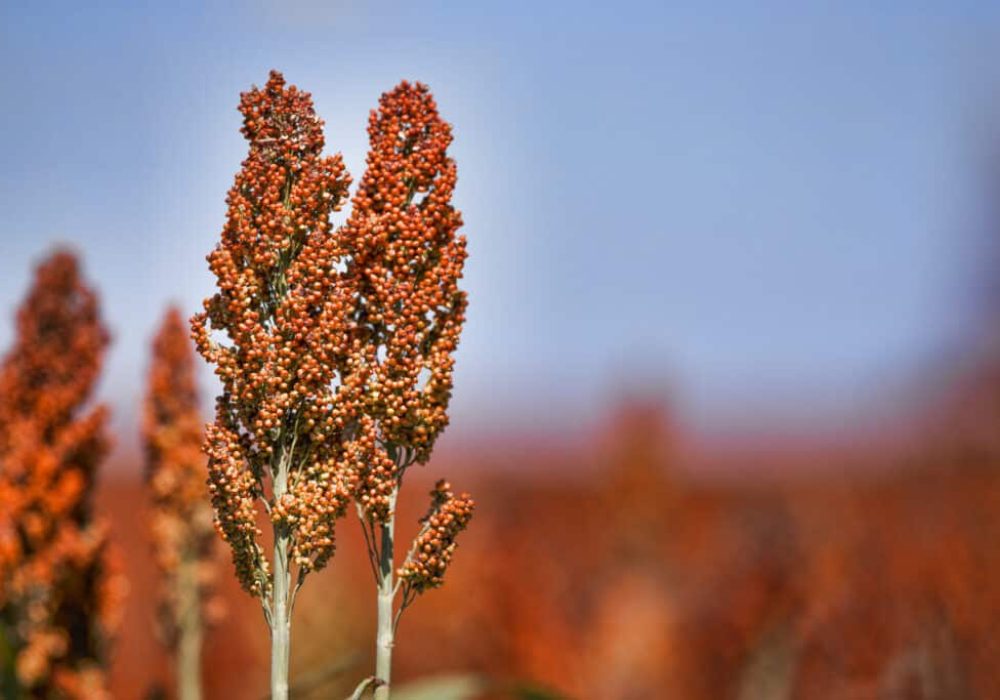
[144,307,220,643]
[191,71,355,597]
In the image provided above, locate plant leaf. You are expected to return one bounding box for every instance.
[392,674,488,700]
[506,682,571,700]
[346,676,380,700]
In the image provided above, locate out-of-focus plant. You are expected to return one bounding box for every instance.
[144,306,220,700]
[340,81,473,700]
[0,250,124,699]
[192,70,473,700]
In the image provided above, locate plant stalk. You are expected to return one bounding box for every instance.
[271,454,292,700]
[177,554,203,700]
[373,488,398,700]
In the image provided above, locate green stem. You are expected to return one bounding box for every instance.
[271,455,291,700]
[177,554,203,700]
[373,488,398,700]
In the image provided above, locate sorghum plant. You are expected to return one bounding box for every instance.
[144,307,219,700]
[0,250,123,699]
[192,71,473,700]
[191,71,353,700]
[341,81,473,700]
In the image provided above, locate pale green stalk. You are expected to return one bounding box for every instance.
[176,554,203,700]
[270,448,292,700]
[373,487,399,700]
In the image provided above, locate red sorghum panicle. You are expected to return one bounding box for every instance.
[144,307,220,674]
[0,250,124,699]
[399,480,474,594]
[340,81,469,522]
[191,70,356,598]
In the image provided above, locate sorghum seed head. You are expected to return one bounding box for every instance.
[399,480,474,593]
[341,81,469,522]
[144,306,222,641]
[192,71,355,596]
[0,250,123,696]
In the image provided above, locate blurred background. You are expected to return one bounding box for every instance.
[3,1,1000,698]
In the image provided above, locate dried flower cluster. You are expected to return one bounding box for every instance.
[143,308,219,663]
[0,250,123,699]
[191,70,355,598]
[400,480,474,594]
[340,80,469,524]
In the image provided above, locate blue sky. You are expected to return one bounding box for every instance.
[1,1,999,443]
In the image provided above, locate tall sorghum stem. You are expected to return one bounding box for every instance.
[270,537,290,700]
[374,488,399,700]
[271,453,291,700]
[177,555,203,700]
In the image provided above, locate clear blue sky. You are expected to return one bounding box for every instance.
[1,1,999,442]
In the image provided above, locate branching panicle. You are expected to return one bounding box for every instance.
[399,480,474,594]
[342,81,469,523]
[191,71,356,599]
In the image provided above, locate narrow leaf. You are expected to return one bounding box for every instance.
[346,676,380,700]
[392,674,488,700]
